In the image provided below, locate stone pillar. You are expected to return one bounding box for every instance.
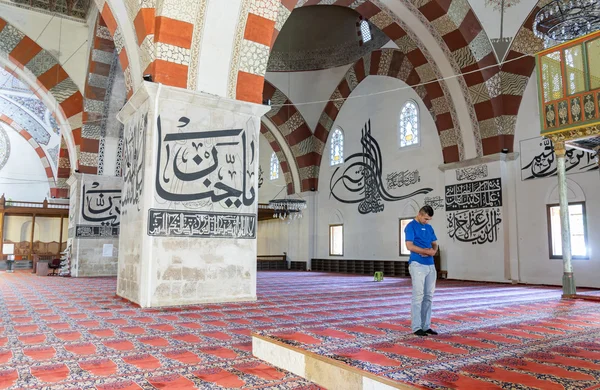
[116,82,269,308]
[596,147,600,179]
[67,173,123,277]
[554,142,576,297]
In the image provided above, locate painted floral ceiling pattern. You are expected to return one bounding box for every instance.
[0,125,10,172]
[8,0,91,20]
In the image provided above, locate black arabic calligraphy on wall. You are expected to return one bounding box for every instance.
[147,209,256,239]
[456,164,488,182]
[447,208,502,245]
[77,181,121,238]
[520,137,597,181]
[386,170,420,190]
[155,116,257,210]
[329,120,432,215]
[81,182,121,227]
[445,178,502,245]
[122,110,148,214]
[424,196,444,210]
[445,178,502,211]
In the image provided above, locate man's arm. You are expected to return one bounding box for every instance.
[431,241,438,254]
[406,241,434,256]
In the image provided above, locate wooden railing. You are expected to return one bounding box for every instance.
[0,194,69,260]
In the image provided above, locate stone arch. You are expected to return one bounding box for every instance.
[231,1,504,156]
[401,199,420,218]
[262,80,315,193]
[91,1,140,98]
[546,179,586,204]
[79,12,120,174]
[96,0,206,90]
[0,18,82,172]
[328,208,344,225]
[261,120,299,196]
[292,48,459,191]
[489,1,546,155]
[0,115,56,188]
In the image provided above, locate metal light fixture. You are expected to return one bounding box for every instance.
[267,196,307,224]
[533,0,600,47]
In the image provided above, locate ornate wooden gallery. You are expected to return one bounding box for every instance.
[536,30,600,297]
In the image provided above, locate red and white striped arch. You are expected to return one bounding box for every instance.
[0,115,57,190]
[0,18,82,175]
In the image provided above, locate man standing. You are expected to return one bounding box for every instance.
[404,205,438,337]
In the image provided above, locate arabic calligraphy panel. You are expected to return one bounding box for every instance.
[147,209,256,239]
[154,115,258,212]
[446,208,502,245]
[519,136,598,181]
[329,120,432,215]
[456,164,488,182]
[445,178,502,211]
[122,107,148,215]
[81,182,121,228]
[424,196,444,210]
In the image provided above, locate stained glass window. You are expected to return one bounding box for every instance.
[360,20,371,43]
[330,128,344,166]
[399,101,419,148]
[270,152,279,180]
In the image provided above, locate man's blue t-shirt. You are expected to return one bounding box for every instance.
[404,219,437,265]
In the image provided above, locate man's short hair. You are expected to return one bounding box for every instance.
[420,205,434,217]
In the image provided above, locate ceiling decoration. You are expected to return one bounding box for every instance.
[533,0,600,47]
[6,0,91,20]
[268,6,388,72]
[0,125,10,172]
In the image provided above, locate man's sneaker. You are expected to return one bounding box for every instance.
[414,329,428,336]
[425,329,438,335]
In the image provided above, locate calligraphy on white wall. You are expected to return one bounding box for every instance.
[386,170,420,190]
[152,115,258,238]
[456,164,488,182]
[76,182,121,238]
[122,110,147,214]
[329,120,432,215]
[445,178,502,245]
[424,196,444,210]
[147,210,256,239]
[520,137,597,181]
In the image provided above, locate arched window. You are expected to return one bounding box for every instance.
[270,152,279,180]
[399,101,419,148]
[360,20,371,43]
[330,128,344,166]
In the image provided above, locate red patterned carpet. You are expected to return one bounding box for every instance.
[0,270,597,389]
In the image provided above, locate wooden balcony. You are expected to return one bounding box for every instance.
[537,31,600,149]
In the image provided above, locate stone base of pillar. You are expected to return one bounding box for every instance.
[116,82,269,308]
[562,272,577,298]
[67,173,123,277]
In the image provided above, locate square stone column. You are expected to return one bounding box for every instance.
[117,82,269,307]
[441,155,519,282]
[67,173,123,277]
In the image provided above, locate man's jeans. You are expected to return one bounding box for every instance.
[409,262,437,332]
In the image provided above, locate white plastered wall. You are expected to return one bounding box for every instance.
[0,122,51,201]
[315,76,445,262]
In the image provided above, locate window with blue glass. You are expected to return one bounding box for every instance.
[330,128,344,166]
[270,152,279,180]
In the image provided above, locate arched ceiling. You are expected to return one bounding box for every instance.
[268,5,389,72]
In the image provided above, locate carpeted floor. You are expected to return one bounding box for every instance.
[0,270,597,389]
